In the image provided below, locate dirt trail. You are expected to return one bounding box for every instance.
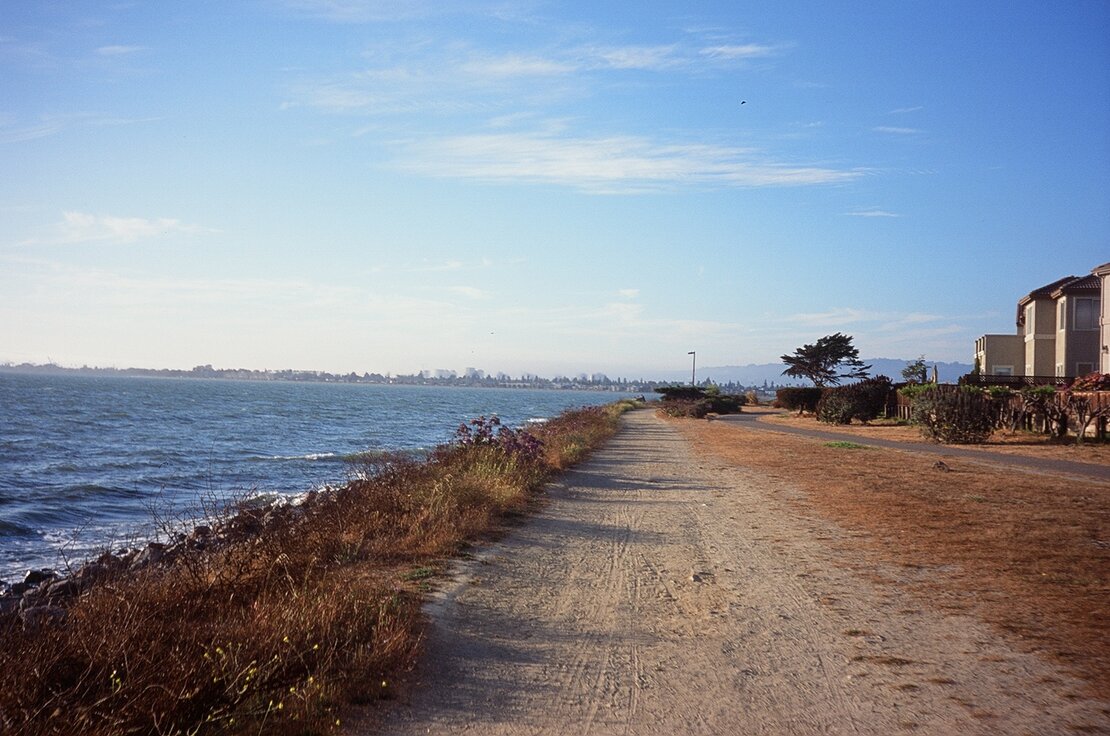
[358,410,1108,735]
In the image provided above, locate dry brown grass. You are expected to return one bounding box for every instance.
[760,407,1110,466]
[670,414,1110,698]
[0,402,634,736]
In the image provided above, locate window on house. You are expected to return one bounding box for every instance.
[1024,304,1034,335]
[1056,363,1065,377]
[993,365,1013,376]
[1074,298,1099,330]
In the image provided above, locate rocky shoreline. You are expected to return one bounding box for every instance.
[0,490,318,626]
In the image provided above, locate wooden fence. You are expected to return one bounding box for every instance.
[892,392,914,421]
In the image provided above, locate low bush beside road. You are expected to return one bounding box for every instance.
[767,373,1110,446]
[910,384,997,444]
[816,376,893,426]
[655,386,746,419]
[774,387,823,415]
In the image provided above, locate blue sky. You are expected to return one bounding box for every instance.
[2,1,1108,378]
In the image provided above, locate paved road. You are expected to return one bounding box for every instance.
[353,410,1108,735]
[718,413,1110,483]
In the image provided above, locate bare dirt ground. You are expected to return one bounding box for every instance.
[351,410,1109,735]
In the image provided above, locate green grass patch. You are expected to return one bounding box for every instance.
[824,441,869,449]
[402,566,437,581]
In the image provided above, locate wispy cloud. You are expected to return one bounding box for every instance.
[845,208,900,218]
[617,288,639,299]
[279,0,522,23]
[873,126,921,135]
[785,307,877,327]
[487,111,540,128]
[460,54,577,78]
[0,119,67,144]
[286,83,384,112]
[408,259,464,272]
[23,212,210,246]
[588,45,680,70]
[894,312,945,326]
[397,131,865,193]
[448,285,490,300]
[278,0,442,22]
[285,71,493,115]
[513,301,744,346]
[699,43,783,61]
[1,259,482,335]
[600,300,643,322]
[784,307,943,328]
[284,33,790,114]
[95,45,147,57]
[0,113,159,144]
[359,258,501,275]
[889,105,924,114]
[0,34,57,68]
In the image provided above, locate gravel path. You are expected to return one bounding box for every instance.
[357,410,1109,735]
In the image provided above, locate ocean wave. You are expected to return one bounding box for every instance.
[236,486,329,510]
[250,452,340,462]
[0,519,41,538]
[61,484,146,500]
[41,522,142,547]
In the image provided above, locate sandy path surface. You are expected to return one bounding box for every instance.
[360,410,1108,735]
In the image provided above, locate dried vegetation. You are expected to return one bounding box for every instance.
[0,401,637,735]
[671,413,1110,699]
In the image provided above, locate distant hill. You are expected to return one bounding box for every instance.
[651,358,974,387]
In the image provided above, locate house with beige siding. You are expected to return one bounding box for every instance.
[974,334,1022,376]
[1095,262,1110,373]
[976,265,1105,380]
[1016,276,1073,376]
[1051,275,1101,377]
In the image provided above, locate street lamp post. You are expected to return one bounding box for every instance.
[688,351,696,386]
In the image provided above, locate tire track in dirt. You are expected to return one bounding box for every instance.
[354,410,1110,735]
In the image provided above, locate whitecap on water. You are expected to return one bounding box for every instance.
[250,452,340,462]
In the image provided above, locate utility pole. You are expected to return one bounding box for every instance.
[688,351,696,386]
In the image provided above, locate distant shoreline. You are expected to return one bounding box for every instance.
[0,362,671,393]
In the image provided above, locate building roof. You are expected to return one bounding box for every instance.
[1019,276,1079,304]
[1050,274,1101,297]
[1011,266,1106,329]
[1017,276,1075,326]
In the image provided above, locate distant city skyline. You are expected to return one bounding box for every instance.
[2,2,1107,377]
[1,355,974,387]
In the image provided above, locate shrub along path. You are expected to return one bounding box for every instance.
[722,411,1110,482]
[352,410,1108,735]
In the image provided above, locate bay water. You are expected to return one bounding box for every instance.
[0,373,636,580]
